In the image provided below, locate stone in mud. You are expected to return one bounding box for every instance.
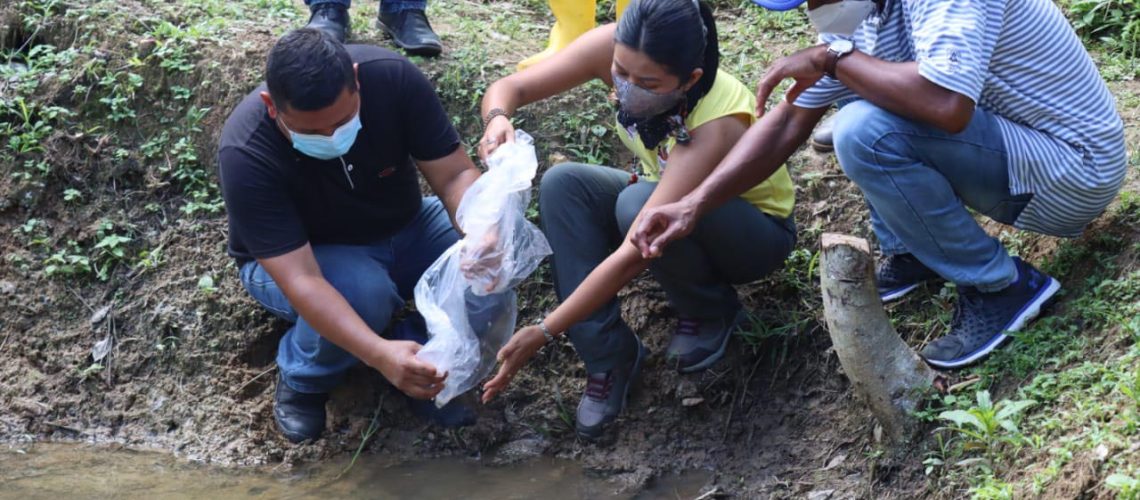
[676,379,699,399]
[608,466,654,495]
[492,435,549,465]
[681,397,704,407]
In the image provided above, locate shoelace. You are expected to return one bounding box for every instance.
[584,372,613,400]
[676,318,700,337]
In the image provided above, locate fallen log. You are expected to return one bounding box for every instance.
[819,233,936,445]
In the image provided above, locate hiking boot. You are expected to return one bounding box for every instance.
[877,253,943,302]
[576,339,648,440]
[810,113,837,153]
[666,309,746,373]
[377,9,442,57]
[921,258,1060,369]
[306,2,350,44]
[274,374,330,443]
[408,397,477,428]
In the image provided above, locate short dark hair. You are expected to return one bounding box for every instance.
[615,0,719,96]
[265,28,356,112]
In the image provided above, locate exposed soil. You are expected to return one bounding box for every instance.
[1,1,1137,498]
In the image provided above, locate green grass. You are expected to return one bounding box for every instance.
[908,197,1140,498]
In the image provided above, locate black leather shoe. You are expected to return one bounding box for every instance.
[377,9,442,57]
[306,3,350,44]
[274,374,329,443]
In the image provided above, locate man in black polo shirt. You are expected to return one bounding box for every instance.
[218,29,489,443]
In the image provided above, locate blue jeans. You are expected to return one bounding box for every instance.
[306,0,425,14]
[239,197,457,393]
[832,100,1032,292]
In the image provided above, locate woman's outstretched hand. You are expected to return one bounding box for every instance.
[481,324,547,403]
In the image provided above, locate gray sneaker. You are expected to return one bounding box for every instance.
[810,113,836,153]
[576,339,647,440]
[666,309,746,373]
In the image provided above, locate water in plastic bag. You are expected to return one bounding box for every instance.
[414,130,552,406]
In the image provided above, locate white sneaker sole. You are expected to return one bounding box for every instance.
[880,283,921,303]
[925,277,1061,369]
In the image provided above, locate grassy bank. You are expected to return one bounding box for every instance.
[1,0,1138,497]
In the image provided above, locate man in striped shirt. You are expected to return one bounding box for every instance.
[631,0,1127,369]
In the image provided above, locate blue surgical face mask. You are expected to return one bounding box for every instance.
[279,108,362,160]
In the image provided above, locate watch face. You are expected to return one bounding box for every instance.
[831,39,855,53]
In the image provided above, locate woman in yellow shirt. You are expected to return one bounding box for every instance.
[477,0,796,439]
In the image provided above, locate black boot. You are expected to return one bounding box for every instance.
[274,374,329,443]
[377,9,442,57]
[306,2,350,44]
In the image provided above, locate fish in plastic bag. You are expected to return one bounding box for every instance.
[414,130,552,406]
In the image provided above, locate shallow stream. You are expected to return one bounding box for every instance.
[0,443,710,499]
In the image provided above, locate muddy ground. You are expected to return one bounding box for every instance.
[0,0,1137,498]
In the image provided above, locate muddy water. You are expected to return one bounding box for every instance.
[0,444,709,499]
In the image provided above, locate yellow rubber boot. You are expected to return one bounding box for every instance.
[517,0,597,70]
[616,0,629,19]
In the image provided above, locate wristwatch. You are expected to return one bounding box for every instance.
[824,39,855,79]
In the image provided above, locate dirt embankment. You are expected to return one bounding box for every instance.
[1,1,1137,498]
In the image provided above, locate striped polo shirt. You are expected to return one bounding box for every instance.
[794,0,1128,237]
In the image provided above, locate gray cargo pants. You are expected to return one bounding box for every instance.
[539,162,796,373]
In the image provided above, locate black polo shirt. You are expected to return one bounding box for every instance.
[217,45,459,263]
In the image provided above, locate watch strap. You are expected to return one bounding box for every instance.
[825,45,851,79]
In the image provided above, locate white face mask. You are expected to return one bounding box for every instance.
[806,0,875,36]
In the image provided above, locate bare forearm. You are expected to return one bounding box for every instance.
[544,244,648,335]
[287,275,383,361]
[481,79,525,119]
[688,103,819,214]
[439,167,481,225]
[832,50,973,133]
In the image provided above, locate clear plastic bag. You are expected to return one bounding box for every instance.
[414,130,551,406]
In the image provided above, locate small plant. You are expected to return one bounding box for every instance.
[62,188,82,202]
[92,221,132,281]
[135,244,165,271]
[197,274,217,294]
[938,390,1035,467]
[1118,368,1140,410]
[77,363,104,381]
[155,336,180,353]
[337,395,385,480]
[1107,472,1140,499]
[1065,0,1140,60]
[43,240,91,278]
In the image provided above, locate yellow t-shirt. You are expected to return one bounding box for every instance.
[615,70,795,219]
